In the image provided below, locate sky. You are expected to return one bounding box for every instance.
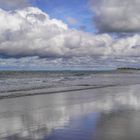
[0,0,140,70]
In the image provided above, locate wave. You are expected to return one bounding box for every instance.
[0,83,139,100]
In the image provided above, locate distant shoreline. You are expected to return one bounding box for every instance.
[0,68,139,73]
[0,67,140,73]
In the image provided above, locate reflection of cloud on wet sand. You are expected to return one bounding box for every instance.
[0,85,140,139]
[94,110,140,140]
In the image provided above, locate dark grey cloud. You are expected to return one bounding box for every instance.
[0,0,30,10]
[79,25,87,31]
[89,0,140,33]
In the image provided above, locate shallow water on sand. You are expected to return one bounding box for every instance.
[0,84,140,139]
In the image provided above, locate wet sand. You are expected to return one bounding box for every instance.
[0,84,140,139]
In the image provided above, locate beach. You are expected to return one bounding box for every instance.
[1,0,140,139]
[0,71,140,139]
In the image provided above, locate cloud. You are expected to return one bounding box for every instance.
[0,0,30,10]
[0,7,113,58]
[89,0,140,33]
[66,17,77,25]
[79,25,87,31]
[1,56,140,70]
[0,7,140,69]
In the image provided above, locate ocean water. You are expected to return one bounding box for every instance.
[0,70,140,98]
[0,70,140,139]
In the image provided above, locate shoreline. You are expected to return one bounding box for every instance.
[0,83,140,100]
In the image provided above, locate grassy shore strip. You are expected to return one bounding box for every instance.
[117,68,140,70]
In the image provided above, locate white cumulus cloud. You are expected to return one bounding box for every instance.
[0,7,113,58]
[0,7,140,69]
